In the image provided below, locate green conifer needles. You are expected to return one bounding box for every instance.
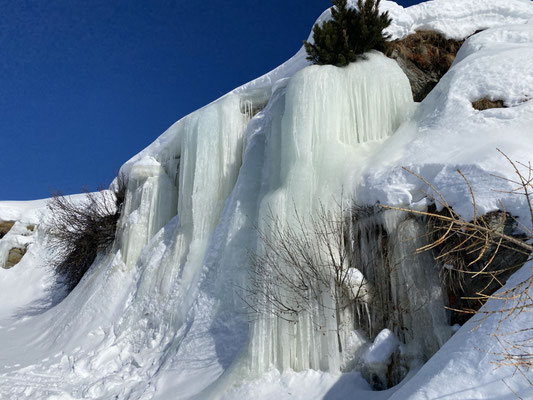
[304,0,392,67]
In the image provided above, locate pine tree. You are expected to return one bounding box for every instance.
[304,0,392,67]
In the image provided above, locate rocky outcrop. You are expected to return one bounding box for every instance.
[472,98,505,110]
[386,30,464,102]
[0,221,15,239]
[4,247,27,269]
[0,222,36,269]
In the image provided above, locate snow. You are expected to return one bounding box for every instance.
[356,17,533,227]
[129,156,165,180]
[219,369,386,400]
[363,329,400,366]
[0,199,51,321]
[0,199,47,224]
[389,262,533,400]
[345,268,371,301]
[2,0,533,399]
[362,328,401,387]
[382,0,533,40]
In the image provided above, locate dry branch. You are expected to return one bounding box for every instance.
[382,151,533,375]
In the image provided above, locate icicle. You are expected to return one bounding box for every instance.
[248,52,415,375]
[346,205,451,388]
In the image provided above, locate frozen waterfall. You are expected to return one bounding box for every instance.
[0,52,450,398]
[245,52,417,376]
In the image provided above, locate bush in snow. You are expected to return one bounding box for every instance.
[304,0,392,67]
[46,174,127,291]
[243,201,372,356]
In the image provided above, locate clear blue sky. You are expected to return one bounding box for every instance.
[0,0,426,200]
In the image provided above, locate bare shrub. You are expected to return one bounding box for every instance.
[46,174,127,291]
[242,201,371,334]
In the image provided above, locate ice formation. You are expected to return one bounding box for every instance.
[245,53,415,376]
[348,208,451,388]
[1,1,533,399]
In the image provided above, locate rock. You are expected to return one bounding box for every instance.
[0,221,15,239]
[4,246,27,269]
[386,30,464,102]
[472,98,505,110]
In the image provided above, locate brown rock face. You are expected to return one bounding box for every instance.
[0,221,15,239]
[386,31,465,102]
[472,98,505,110]
[4,247,27,269]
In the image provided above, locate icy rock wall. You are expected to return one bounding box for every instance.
[108,52,414,388]
[349,208,451,388]
[247,52,415,375]
[110,92,251,339]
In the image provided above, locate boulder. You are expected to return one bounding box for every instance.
[386,30,464,102]
[4,246,27,269]
[0,221,15,239]
[472,98,505,110]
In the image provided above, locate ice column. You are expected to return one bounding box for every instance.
[249,52,415,374]
[350,209,451,387]
[114,93,250,340]
[119,156,178,269]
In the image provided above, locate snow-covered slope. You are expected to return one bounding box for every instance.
[388,261,533,399]
[358,21,533,223]
[0,200,50,320]
[1,1,533,399]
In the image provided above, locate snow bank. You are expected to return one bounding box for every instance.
[382,0,533,40]
[0,199,47,224]
[0,200,52,321]
[389,262,533,400]
[219,369,381,400]
[357,19,533,226]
